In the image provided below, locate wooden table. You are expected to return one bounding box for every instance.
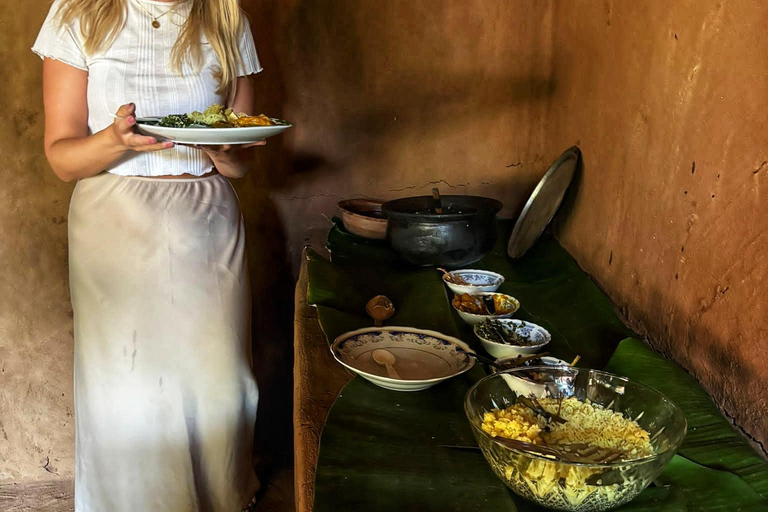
[293,251,352,512]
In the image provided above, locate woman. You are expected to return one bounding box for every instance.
[32,0,263,510]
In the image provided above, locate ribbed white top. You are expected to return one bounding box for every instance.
[32,0,263,177]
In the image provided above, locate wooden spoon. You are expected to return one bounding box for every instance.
[432,188,444,214]
[438,268,469,286]
[372,349,401,379]
[365,295,395,326]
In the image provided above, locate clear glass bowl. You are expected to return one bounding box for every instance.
[464,367,687,511]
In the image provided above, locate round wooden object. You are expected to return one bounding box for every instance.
[365,295,395,327]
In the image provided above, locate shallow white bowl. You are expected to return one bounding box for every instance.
[442,269,504,295]
[452,292,520,326]
[473,319,550,359]
[331,327,475,392]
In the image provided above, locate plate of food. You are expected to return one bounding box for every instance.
[135,105,292,145]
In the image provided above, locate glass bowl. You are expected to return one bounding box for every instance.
[464,367,686,511]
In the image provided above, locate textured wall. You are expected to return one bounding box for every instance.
[548,0,768,448]
[0,2,76,481]
[254,0,556,261]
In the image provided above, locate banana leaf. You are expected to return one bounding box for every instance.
[605,338,768,502]
[308,224,768,512]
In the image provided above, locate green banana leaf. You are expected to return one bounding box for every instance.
[605,338,768,502]
[308,223,768,512]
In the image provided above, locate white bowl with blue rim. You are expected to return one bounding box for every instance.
[331,327,475,392]
[473,319,550,359]
[441,269,504,295]
[452,292,520,326]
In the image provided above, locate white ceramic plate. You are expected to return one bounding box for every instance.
[331,327,475,392]
[136,120,292,145]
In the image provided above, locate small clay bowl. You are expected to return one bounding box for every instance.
[338,199,388,240]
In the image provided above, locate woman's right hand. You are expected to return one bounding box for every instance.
[111,103,174,152]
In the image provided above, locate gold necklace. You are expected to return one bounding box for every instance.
[136,1,176,29]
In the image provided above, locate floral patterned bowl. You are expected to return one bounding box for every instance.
[474,319,551,359]
[442,269,505,295]
[331,327,475,391]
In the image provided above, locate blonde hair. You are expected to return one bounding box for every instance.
[56,0,245,96]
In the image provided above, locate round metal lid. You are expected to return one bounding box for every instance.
[507,147,580,259]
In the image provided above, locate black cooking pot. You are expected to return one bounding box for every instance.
[382,195,503,267]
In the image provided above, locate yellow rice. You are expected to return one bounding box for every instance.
[481,397,652,461]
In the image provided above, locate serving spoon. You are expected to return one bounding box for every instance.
[372,349,401,379]
[455,348,507,371]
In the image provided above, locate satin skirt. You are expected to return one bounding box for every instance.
[69,172,259,512]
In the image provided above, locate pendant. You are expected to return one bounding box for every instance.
[152,19,160,29]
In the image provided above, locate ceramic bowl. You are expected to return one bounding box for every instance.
[452,292,520,326]
[465,367,687,511]
[338,199,388,240]
[442,269,504,295]
[473,319,550,359]
[331,327,475,392]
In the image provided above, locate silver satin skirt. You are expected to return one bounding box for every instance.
[69,172,259,512]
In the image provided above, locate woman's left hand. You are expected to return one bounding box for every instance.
[191,141,266,159]
[184,141,266,179]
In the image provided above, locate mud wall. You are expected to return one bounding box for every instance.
[548,0,768,448]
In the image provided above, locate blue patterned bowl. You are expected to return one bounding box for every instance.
[331,327,475,391]
[442,269,505,295]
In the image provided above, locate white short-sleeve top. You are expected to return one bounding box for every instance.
[32,0,263,177]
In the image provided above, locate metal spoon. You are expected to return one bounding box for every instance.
[111,113,162,123]
[372,349,401,379]
[456,348,507,371]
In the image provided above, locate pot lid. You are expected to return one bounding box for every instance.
[507,147,580,259]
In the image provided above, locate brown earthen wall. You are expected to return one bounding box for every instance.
[548,0,768,449]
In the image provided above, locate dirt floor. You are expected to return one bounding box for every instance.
[0,469,295,512]
[252,468,295,512]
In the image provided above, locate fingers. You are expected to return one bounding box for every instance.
[198,145,231,152]
[191,141,266,152]
[115,103,136,118]
[159,141,266,152]
[125,133,159,147]
[113,103,138,136]
[242,140,267,149]
[132,141,175,153]
[124,132,173,152]
[113,116,136,135]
